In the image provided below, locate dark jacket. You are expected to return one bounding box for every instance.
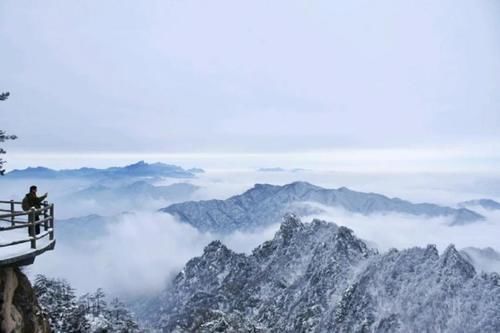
[22,192,47,211]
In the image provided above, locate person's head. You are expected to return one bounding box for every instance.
[30,185,37,194]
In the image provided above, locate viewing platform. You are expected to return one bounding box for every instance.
[0,200,56,267]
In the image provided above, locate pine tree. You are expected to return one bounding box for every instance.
[0,91,17,175]
[35,275,142,332]
[108,298,140,332]
[34,275,90,333]
[80,290,111,332]
[91,288,108,316]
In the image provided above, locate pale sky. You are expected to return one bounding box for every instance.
[1,0,500,158]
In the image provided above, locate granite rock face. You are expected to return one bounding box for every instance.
[141,215,500,333]
[0,267,50,333]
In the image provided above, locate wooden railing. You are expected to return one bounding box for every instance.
[0,200,55,250]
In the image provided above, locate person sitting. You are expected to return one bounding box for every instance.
[22,185,48,236]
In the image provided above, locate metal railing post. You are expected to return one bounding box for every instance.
[49,204,54,241]
[43,201,49,231]
[10,200,14,226]
[30,208,36,249]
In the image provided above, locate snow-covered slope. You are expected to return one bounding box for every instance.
[160,181,484,232]
[140,215,500,333]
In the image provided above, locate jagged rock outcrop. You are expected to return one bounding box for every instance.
[160,181,484,233]
[0,267,50,333]
[141,215,500,333]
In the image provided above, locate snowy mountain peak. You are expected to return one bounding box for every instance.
[424,244,439,258]
[253,183,277,189]
[335,226,357,245]
[286,180,318,188]
[127,160,147,167]
[441,245,476,278]
[139,215,500,332]
[203,240,230,255]
[280,213,301,229]
[334,226,372,258]
[244,183,280,196]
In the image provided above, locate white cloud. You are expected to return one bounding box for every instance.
[302,204,500,254]
[5,168,499,297]
[27,212,278,297]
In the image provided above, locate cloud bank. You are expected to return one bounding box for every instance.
[302,204,500,254]
[28,212,279,297]
[4,168,498,297]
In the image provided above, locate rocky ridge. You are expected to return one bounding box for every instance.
[161,182,484,233]
[141,215,500,333]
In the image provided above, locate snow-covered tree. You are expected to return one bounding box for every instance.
[108,298,141,332]
[35,275,142,332]
[80,289,112,332]
[80,289,141,333]
[34,275,90,333]
[0,91,17,175]
[89,288,107,316]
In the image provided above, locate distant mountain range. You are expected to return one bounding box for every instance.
[160,181,484,233]
[6,161,199,179]
[187,168,205,174]
[258,167,306,172]
[138,214,500,332]
[56,214,121,242]
[67,181,199,204]
[459,199,500,210]
[258,167,287,172]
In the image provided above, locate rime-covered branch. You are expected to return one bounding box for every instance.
[0,91,17,175]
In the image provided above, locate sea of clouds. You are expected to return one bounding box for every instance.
[1,168,498,297]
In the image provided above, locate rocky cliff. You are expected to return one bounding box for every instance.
[0,267,50,333]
